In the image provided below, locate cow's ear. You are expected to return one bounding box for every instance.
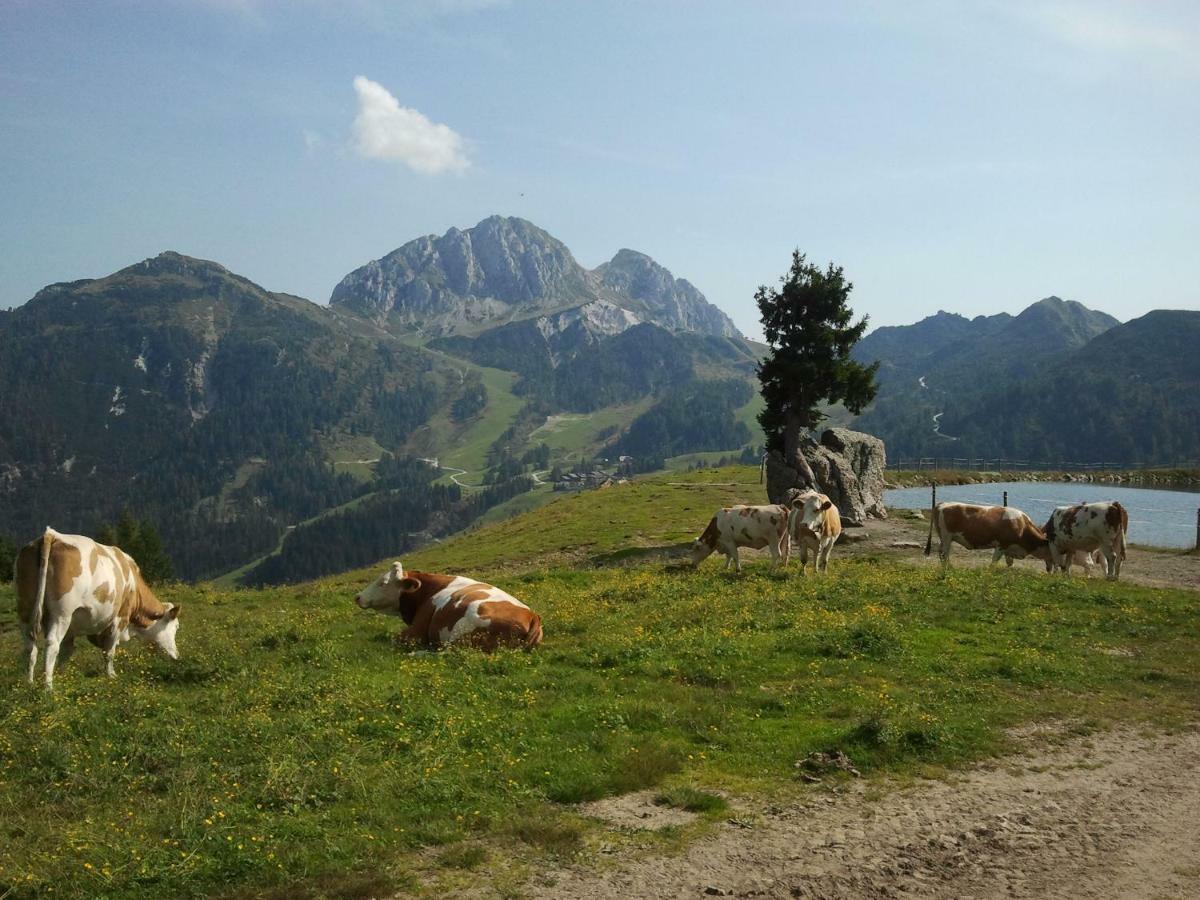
[820,500,833,511]
[166,603,181,621]
[396,576,422,594]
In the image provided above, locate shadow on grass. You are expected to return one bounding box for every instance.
[590,543,693,568]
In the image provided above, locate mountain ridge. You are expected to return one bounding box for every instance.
[850,297,1200,464]
[330,215,743,340]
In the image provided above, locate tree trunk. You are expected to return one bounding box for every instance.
[783,410,817,488]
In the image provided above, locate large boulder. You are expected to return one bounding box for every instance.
[765,428,887,525]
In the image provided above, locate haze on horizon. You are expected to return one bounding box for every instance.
[2,0,1197,340]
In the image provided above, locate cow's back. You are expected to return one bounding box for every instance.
[15,532,145,631]
[1049,502,1123,552]
[424,577,541,649]
[719,505,788,546]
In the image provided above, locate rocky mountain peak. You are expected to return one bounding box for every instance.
[328,216,595,335]
[329,216,744,340]
[593,249,742,339]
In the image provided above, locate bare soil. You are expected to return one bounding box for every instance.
[508,723,1200,899]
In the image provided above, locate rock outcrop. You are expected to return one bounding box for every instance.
[766,428,888,525]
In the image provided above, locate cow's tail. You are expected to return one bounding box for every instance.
[32,527,55,641]
[1117,503,1128,561]
[524,614,543,650]
[924,504,938,557]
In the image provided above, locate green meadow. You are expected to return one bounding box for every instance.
[2,466,1199,898]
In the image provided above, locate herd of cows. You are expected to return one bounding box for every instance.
[10,489,1129,689]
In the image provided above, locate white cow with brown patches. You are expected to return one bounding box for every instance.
[15,528,182,689]
[355,562,543,650]
[789,490,842,574]
[1043,501,1128,580]
[689,505,790,573]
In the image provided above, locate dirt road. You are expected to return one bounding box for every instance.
[513,723,1200,899]
[493,520,1200,900]
[844,511,1200,593]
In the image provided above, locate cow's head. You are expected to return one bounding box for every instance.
[689,517,720,566]
[355,561,422,615]
[790,491,830,537]
[131,603,182,659]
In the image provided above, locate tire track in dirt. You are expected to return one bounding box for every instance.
[510,724,1200,899]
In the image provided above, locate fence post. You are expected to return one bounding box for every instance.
[1196,508,1199,551]
[1003,490,1008,508]
[931,483,937,514]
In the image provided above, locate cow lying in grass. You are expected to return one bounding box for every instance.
[689,504,790,573]
[15,527,182,689]
[789,490,842,574]
[354,561,543,650]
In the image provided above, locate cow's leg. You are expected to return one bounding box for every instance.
[1111,544,1122,580]
[778,532,790,568]
[1099,546,1117,581]
[989,548,1004,567]
[101,627,121,677]
[56,635,77,670]
[20,626,37,684]
[939,539,952,569]
[818,540,832,573]
[731,547,742,574]
[42,619,71,690]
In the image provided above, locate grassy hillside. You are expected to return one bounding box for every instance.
[2,466,1199,898]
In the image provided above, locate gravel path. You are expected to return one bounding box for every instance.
[517,724,1200,899]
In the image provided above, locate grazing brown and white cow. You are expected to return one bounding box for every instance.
[689,505,790,573]
[1043,502,1128,580]
[924,503,1049,569]
[15,528,182,689]
[789,490,842,574]
[354,561,543,650]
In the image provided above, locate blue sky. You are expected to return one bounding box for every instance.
[2,0,1197,339]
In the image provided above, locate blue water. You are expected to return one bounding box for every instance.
[884,482,1200,549]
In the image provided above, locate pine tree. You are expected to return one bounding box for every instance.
[756,251,879,486]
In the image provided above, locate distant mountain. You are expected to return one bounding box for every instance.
[940,310,1200,463]
[0,232,760,583]
[856,297,1115,388]
[0,252,457,578]
[330,215,742,340]
[594,248,741,338]
[851,297,1200,465]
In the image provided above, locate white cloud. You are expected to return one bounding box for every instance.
[350,75,469,175]
[1023,1,1192,55]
